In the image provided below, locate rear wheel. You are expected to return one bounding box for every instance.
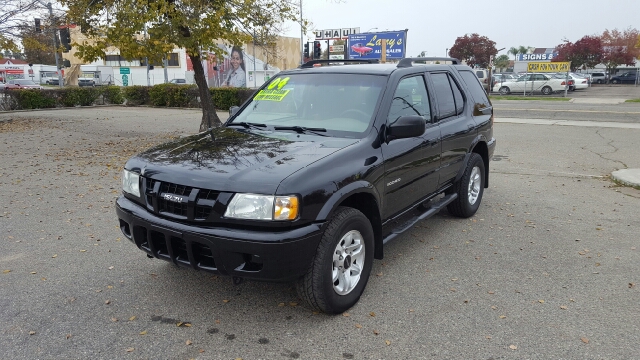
[612,79,619,84]
[596,79,603,84]
[447,153,485,218]
[499,86,510,95]
[296,207,374,314]
[541,86,553,95]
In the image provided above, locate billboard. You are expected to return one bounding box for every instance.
[347,31,406,60]
[527,62,571,73]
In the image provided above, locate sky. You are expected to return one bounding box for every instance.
[284,0,639,58]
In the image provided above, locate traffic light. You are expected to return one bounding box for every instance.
[60,27,71,52]
[35,18,41,33]
[303,43,309,59]
[313,41,321,59]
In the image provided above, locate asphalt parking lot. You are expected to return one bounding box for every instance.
[1,106,639,359]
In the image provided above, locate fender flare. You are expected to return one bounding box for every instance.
[453,136,489,185]
[315,180,381,222]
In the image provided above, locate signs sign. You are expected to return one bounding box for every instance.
[527,62,571,73]
[314,28,360,40]
[347,31,407,60]
[517,53,558,61]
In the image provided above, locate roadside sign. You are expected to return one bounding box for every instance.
[527,62,570,73]
[120,67,130,74]
[122,74,129,86]
[329,45,344,53]
[329,55,345,60]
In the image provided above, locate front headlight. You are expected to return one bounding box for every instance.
[122,169,140,197]
[224,194,299,221]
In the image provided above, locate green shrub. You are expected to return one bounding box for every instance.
[148,83,171,106]
[56,88,80,107]
[76,87,100,106]
[101,86,124,104]
[210,88,241,110]
[122,86,150,106]
[13,89,57,109]
[166,85,197,107]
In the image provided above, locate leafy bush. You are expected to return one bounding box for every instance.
[101,86,125,104]
[53,87,101,107]
[210,88,241,110]
[6,89,57,109]
[148,83,171,106]
[122,86,150,106]
[166,85,197,107]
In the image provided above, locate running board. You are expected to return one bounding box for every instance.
[382,193,458,245]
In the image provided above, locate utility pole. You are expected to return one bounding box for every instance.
[42,1,62,87]
[299,0,303,65]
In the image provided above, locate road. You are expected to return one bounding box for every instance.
[494,100,640,123]
[1,105,639,359]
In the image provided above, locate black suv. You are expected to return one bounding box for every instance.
[116,58,496,314]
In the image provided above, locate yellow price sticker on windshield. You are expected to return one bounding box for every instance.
[267,77,290,90]
[254,89,291,101]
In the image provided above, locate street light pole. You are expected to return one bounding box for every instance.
[299,0,303,65]
[42,1,62,87]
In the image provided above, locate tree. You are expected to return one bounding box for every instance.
[494,54,510,72]
[448,33,497,68]
[1,0,44,57]
[554,36,604,71]
[507,47,518,61]
[600,27,639,76]
[62,0,301,131]
[20,24,57,65]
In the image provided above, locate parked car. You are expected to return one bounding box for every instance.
[46,78,60,85]
[474,69,489,85]
[169,78,187,84]
[610,72,638,84]
[569,73,589,90]
[493,73,570,95]
[590,72,608,84]
[78,79,96,87]
[4,79,44,90]
[116,58,496,314]
[491,73,518,87]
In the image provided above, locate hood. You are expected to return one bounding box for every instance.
[126,127,358,194]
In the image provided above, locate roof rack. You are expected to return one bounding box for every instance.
[396,57,460,67]
[300,59,380,68]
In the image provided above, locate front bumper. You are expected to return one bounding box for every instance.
[116,196,324,282]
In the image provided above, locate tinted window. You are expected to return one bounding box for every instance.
[431,73,456,120]
[459,70,491,109]
[476,70,485,78]
[449,75,465,115]
[387,75,431,123]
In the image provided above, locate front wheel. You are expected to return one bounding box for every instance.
[611,79,619,84]
[296,207,374,314]
[446,153,486,218]
[541,86,553,95]
[499,86,510,95]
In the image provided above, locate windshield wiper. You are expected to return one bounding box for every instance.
[227,122,267,129]
[273,126,328,136]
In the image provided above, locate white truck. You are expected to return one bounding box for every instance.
[78,65,115,86]
[493,73,571,95]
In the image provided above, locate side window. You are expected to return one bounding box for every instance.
[449,75,465,115]
[476,70,484,78]
[387,75,431,123]
[458,70,491,110]
[431,73,456,120]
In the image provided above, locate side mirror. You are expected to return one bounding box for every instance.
[387,115,425,141]
[229,106,240,117]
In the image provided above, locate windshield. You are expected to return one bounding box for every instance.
[229,73,386,137]
[15,80,37,85]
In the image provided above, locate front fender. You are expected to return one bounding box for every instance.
[315,180,381,221]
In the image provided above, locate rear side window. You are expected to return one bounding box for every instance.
[431,73,456,120]
[458,70,491,110]
[476,70,485,78]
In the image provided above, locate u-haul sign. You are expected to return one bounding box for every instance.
[314,28,360,40]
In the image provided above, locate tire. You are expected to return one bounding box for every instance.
[499,86,510,95]
[597,79,603,84]
[541,86,552,95]
[612,79,619,84]
[296,207,374,314]
[446,153,485,218]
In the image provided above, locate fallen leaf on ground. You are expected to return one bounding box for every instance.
[278,303,285,306]
[342,313,350,317]
[499,315,506,319]
[385,340,391,346]
[3,270,10,274]
[355,324,362,328]
[581,337,589,344]
[30,271,37,274]
[199,349,205,353]
[52,254,57,258]
[629,283,635,288]
[80,250,86,252]
[488,291,495,294]
[29,331,36,335]
[373,330,380,335]
[560,306,568,310]
[509,345,517,350]
[66,334,72,339]
[222,299,230,303]
[108,266,114,270]
[111,318,118,322]
[105,300,111,305]
[186,339,193,345]
[129,316,136,321]
[139,330,147,335]
[184,323,192,327]
[486,336,491,339]
[125,347,134,352]
[538,300,545,303]
[176,322,183,327]
[369,312,376,317]
[289,302,297,306]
